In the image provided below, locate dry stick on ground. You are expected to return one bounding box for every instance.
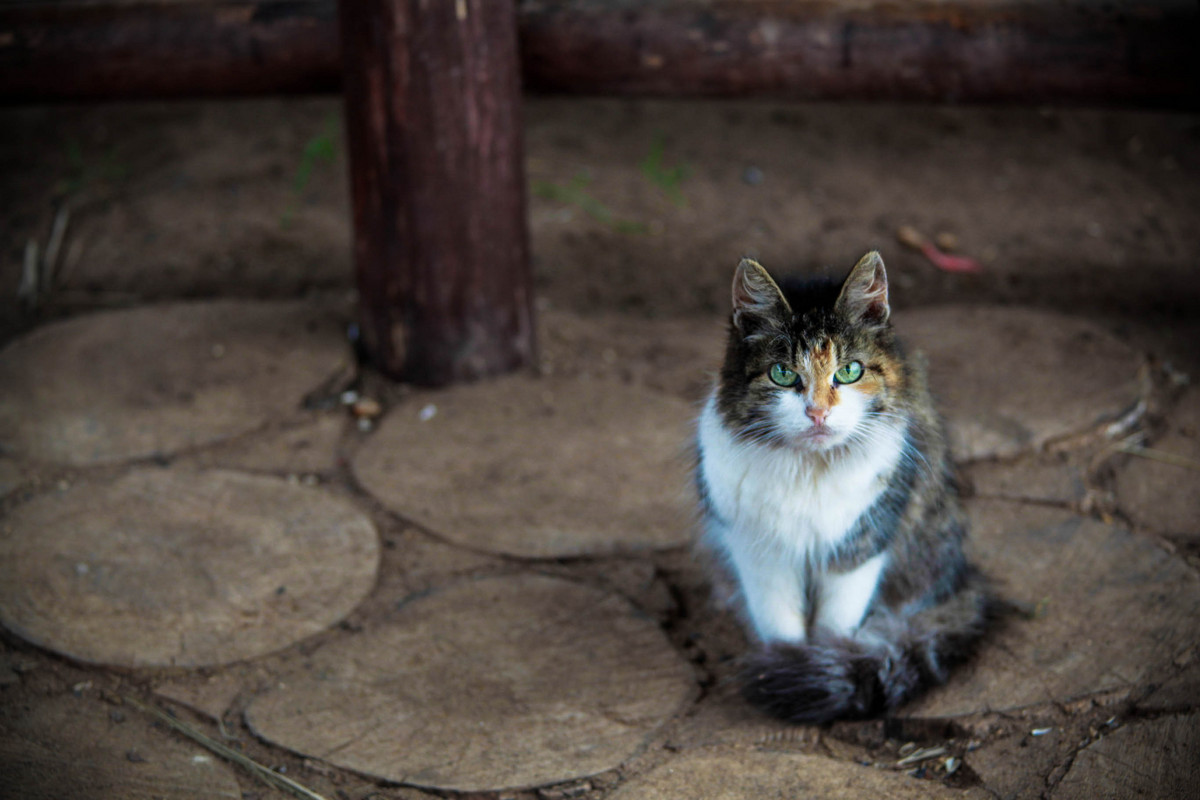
[122,695,330,800]
[1113,443,1200,472]
[41,205,70,297]
[18,239,38,308]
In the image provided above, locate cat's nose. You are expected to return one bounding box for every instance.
[806,406,829,426]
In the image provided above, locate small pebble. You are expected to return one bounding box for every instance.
[302,758,333,776]
[742,166,764,186]
[896,225,926,250]
[340,389,360,406]
[418,403,438,422]
[352,397,382,418]
[1031,727,1053,736]
[356,417,374,433]
[934,231,959,251]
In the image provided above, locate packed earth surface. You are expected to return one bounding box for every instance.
[1,94,1198,799]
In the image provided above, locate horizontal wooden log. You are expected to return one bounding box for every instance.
[520,1,1199,108]
[0,1,341,99]
[1,0,1195,107]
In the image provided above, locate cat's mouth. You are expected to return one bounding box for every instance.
[796,424,842,449]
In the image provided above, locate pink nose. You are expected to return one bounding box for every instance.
[806,406,829,425]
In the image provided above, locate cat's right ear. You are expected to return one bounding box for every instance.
[732,258,792,336]
[836,251,890,327]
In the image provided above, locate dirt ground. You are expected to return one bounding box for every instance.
[1,96,1199,799]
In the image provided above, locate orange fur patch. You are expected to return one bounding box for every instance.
[808,340,839,411]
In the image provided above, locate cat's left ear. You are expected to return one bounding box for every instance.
[836,251,890,326]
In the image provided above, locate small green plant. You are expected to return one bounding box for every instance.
[640,133,690,207]
[282,115,339,228]
[532,172,647,235]
[56,138,127,197]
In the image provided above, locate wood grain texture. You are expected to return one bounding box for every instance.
[1,1,1195,107]
[245,574,697,792]
[339,0,535,384]
[606,747,992,800]
[905,502,1200,717]
[0,301,349,466]
[0,469,379,667]
[896,305,1143,462]
[1053,713,1200,800]
[351,376,694,557]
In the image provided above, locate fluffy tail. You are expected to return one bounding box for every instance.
[741,573,997,724]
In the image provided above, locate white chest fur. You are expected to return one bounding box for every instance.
[697,394,903,556]
[696,393,905,642]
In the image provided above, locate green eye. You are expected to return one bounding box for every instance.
[834,361,864,384]
[768,363,800,387]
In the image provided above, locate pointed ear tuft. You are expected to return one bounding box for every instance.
[836,251,890,326]
[732,258,791,335]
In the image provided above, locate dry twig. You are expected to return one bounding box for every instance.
[122,695,330,800]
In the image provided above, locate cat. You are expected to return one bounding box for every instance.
[694,251,995,723]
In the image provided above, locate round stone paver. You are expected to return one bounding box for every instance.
[1052,714,1200,800]
[244,574,697,792]
[0,301,349,466]
[352,376,694,558]
[606,748,992,800]
[905,501,1200,717]
[0,468,378,668]
[895,306,1142,461]
[0,695,242,799]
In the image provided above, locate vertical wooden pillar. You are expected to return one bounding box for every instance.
[339,0,535,386]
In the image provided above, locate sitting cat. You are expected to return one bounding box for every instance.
[695,251,995,723]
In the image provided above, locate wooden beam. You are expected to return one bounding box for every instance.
[339,0,535,385]
[520,1,1200,108]
[0,1,1196,108]
[0,1,340,100]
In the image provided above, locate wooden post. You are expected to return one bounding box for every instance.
[338,0,535,385]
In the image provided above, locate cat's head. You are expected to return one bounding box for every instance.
[716,251,908,452]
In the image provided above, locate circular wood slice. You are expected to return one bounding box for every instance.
[0,301,349,466]
[0,469,379,668]
[245,574,697,792]
[1053,713,1200,800]
[895,306,1142,461]
[352,376,694,558]
[606,748,991,800]
[1115,387,1200,540]
[905,501,1200,717]
[0,695,242,799]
